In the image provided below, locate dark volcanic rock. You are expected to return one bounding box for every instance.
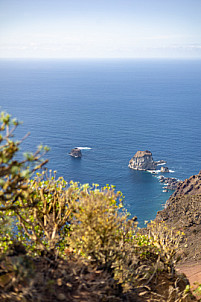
[156,194,201,262]
[171,170,201,198]
[128,150,157,170]
[159,175,180,191]
[69,148,82,158]
[156,170,201,263]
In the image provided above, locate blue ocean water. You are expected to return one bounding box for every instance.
[0,59,201,226]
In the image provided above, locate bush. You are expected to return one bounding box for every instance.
[15,172,79,252]
[147,220,185,267]
[0,111,48,252]
[67,183,134,266]
[0,111,196,301]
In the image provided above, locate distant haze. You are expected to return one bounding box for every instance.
[0,0,201,59]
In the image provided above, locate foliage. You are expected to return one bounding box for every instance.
[15,172,78,252]
[147,220,185,266]
[0,213,14,253]
[192,283,201,301]
[64,186,190,297]
[0,111,49,209]
[67,183,135,265]
[0,111,197,301]
[0,111,49,252]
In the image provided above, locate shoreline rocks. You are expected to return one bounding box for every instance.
[159,175,179,192]
[69,148,82,158]
[128,150,181,192]
[160,166,169,173]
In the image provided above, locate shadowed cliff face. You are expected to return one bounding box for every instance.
[171,170,201,198]
[156,170,201,263]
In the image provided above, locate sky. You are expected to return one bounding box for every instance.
[0,0,201,59]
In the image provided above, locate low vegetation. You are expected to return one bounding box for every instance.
[0,112,198,301]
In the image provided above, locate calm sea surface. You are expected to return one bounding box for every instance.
[0,59,201,226]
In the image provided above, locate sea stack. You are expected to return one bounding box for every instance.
[69,148,82,158]
[128,150,157,171]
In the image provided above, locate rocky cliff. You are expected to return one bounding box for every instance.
[156,170,201,263]
[171,170,201,198]
[128,150,157,170]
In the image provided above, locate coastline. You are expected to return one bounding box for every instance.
[154,171,201,298]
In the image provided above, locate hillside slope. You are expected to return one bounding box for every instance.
[156,170,201,262]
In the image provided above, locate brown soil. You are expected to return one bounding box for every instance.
[176,261,201,301]
[0,247,195,302]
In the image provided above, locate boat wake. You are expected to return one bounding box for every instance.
[75,147,92,150]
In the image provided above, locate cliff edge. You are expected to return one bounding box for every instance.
[171,170,201,198]
[156,170,201,263]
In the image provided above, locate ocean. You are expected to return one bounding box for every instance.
[0,59,201,226]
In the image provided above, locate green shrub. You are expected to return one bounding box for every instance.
[0,111,48,252]
[15,172,78,252]
[67,183,134,266]
[147,220,185,267]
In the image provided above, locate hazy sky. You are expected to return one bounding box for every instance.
[0,0,201,58]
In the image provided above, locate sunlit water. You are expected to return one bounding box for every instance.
[1,59,201,226]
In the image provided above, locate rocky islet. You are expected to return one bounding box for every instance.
[69,148,82,158]
[128,150,179,192]
[128,150,158,170]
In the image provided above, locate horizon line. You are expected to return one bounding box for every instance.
[1,57,201,60]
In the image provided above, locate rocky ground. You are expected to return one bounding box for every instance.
[171,171,201,198]
[156,171,201,299]
[156,194,201,263]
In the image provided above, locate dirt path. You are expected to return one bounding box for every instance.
[176,261,201,300]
